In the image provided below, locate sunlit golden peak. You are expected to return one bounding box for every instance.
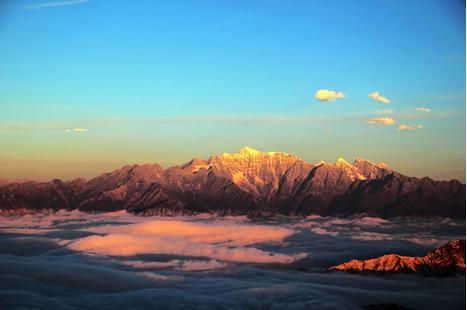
[217,147,300,162]
[335,157,351,167]
[239,146,261,156]
[222,146,273,158]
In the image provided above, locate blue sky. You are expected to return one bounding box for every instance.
[0,0,465,181]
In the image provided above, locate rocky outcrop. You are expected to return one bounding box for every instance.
[329,240,466,276]
[0,147,465,217]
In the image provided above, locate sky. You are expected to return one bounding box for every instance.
[0,0,465,181]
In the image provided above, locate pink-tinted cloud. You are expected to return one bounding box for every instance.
[66,220,306,263]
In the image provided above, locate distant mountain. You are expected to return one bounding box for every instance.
[0,147,465,217]
[329,240,466,276]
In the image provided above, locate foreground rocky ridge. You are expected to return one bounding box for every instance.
[0,147,465,217]
[329,240,466,276]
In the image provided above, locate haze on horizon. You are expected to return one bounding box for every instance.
[0,0,465,182]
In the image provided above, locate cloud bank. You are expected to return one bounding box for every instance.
[315,89,345,101]
[368,91,391,103]
[0,211,464,310]
[65,219,306,263]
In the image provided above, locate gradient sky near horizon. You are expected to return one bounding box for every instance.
[0,0,465,181]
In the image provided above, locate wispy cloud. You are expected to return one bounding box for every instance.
[73,128,88,133]
[416,107,431,113]
[0,111,456,133]
[366,117,395,125]
[0,115,366,132]
[371,109,395,115]
[65,128,88,133]
[314,89,345,102]
[368,91,391,104]
[424,93,465,102]
[398,124,424,131]
[21,0,88,10]
[137,115,364,124]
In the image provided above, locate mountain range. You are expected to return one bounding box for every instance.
[0,147,465,217]
[329,239,466,276]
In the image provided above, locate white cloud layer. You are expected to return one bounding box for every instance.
[291,215,464,247]
[315,89,345,101]
[368,91,391,103]
[0,211,464,309]
[416,107,431,113]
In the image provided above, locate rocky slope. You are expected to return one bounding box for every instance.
[0,147,465,217]
[329,240,466,276]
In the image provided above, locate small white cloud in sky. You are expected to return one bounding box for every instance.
[366,117,395,125]
[416,107,431,112]
[398,124,424,131]
[315,89,345,101]
[66,128,88,133]
[368,91,391,104]
[21,0,88,10]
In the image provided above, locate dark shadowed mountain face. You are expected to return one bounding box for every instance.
[329,239,466,276]
[0,147,465,217]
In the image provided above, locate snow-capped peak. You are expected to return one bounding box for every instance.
[221,146,290,159]
[353,157,391,170]
[335,157,351,168]
[238,146,261,156]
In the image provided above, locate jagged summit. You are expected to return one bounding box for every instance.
[220,146,291,159]
[181,158,208,170]
[335,157,352,168]
[314,157,391,175]
[353,157,391,170]
[351,157,392,180]
[209,146,312,197]
[238,146,261,156]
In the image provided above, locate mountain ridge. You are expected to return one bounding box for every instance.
[329,239,466,276]
[0,147,465,217]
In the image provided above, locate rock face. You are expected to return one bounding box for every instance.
[0,147,465,217]
[329,240,466,276]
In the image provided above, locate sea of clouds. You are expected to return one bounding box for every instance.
[0,211,465,309]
